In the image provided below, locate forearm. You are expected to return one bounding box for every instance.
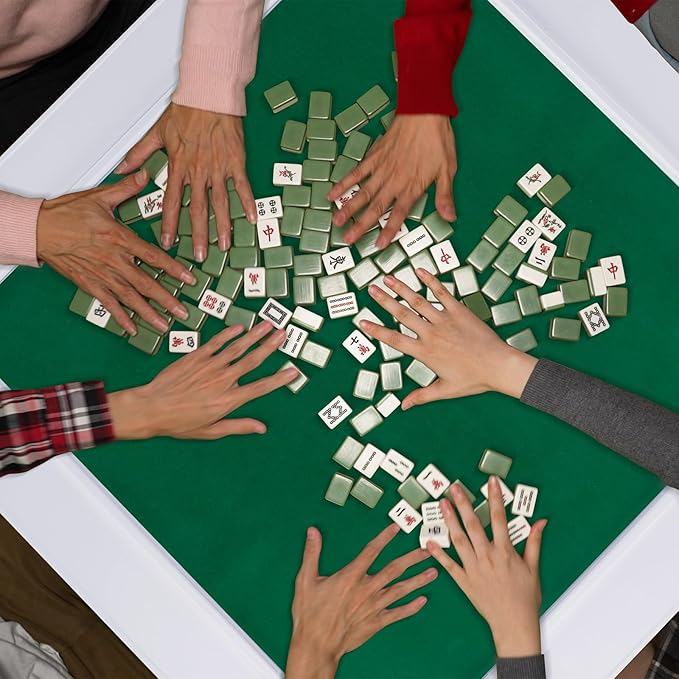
[0,381,114,476]
[521,359,679,488]
[0,191,43,267]
[172,0,265,116]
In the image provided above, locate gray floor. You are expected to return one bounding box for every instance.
[635,0,679,72]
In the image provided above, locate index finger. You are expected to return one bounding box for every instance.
[488,476,511,548]
[349,523,400,574]
[132,237,195,285]
[160,164,184,250]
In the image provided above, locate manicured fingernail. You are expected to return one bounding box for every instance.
[161,234,172,249]
[368,285,379,297]
[218,236,228,251]
[384,275,396,285]
[425,568,438,579]
[490,475,499,488]
[180,271,196,285]
[126,325,137,336]
[153,318,169,333]
[194,246,206,262]
[174,305,189,320]
[415,267,427,278]
[255,423,267,434]
[247,210,257,224]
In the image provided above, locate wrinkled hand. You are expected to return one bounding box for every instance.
[37,170,195,335]
[108,323,297,440]
[286,524,436,679]
[428,477,547,658]
[328,114,457,249]
[359,268,538,409]
[116,103,256,259]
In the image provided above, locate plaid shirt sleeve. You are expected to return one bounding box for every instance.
[0,381,114,477]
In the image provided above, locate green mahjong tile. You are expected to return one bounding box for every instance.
[302,159,332,183]
[330,225,350,248]
[422,212,453,243]
[303,209,332,232]
[281,206,305,237]
[505,328,538,353]
[483,216,515,248]
[550,256,581,281]
[142,149,168,179]
[228,247,259,269]
[176,302,207,331]
[308,90,332,119]
[201,245,228,278]
[466,240,499,273]
[149,220,178,248]
[299,229,329,254]
[330,155,358,183]
[207,214,218,245]
[307,139,338,162]
[560,279,590,304]
[281,120,306,153]
[380,110,395,131]
[481,269,512,303]
[233,218,256,247]
[293,254,323,276]
[128,326,162,356]
[514,285,542,316]
[265,268,289,298]
[159,269,184,291]
[343,131,371,162]
[310,181,333,211]
[494,195,528,226]
[104,313,130,338]
[215,267,243,299]
[117,197,142,224]
[293,276,316,305]
[355,230,381,258]
[462,291,492,321]
[263,80,298,112]
[474,500,491,528]
[306,118,336,141]
[350,478,383,508]
[181,268,212,302]
[397,476,429,509]
[182,185,191,206]
[357,85,390,119]
[317,273,348,299]
[226,178,235,192]
[407,195,428,223]
[444,480,476,505]
[282,185,311,208]
[69,288,94,317]
[491,300,522,327]
[537,174,571,207]
[264,245,294,269]
[176,236,195,262]
[375,242,407,274]
[229,190,245,219]
[492,243,524,276]
[332,436,364,470]
[177,207,192,236]
[158,278,180,297]
[137,261,161,280]
[604,287,628,317]
[325,472,354,506]
[335,103,368,137]
[565,229,592,261]
[549,317,581,342]
[224,305,256,331]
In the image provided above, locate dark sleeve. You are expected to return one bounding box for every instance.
[521,359,679,488]
[497,655,546,679]
[394,0,472,116]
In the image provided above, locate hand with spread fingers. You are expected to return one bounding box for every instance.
[115,103,257,260]
[108,322,297,440]
[358,267,539,409]
[327,115,457,249]
[37,170,196,336]
[427,476,548,659]
[286,524,437,679]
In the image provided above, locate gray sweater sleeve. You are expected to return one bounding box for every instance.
[521,359,679,488]
[497,655,546,679]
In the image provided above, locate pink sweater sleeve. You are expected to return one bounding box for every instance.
[0,192,43,267]
[172,0,265,116]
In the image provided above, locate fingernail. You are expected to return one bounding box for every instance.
[174,305,189,320]
[180,271,196,285]
[153,318,169,333]
[415,267,427,278]
[368,285,379,297]
[274,328,287,340]
[114,159,127,173]
[334,213,346,226]
[126,325,137,337]
[384,275,395,284]
[255,423,267,434]
[194,247,206,262]
[247,211,257,224]
[426,568,438,578]
[161,234,172,249]
[490,475,499,488]
[218,236,228,251]
[134,169,147,185]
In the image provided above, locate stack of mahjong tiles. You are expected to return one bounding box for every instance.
[326,442,538,547]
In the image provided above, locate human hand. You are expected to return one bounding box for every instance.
[286,524,436,679]
[359,268,538,409]
[37,170,195,335]
[427,477,547,658]
[327,114,457,249]
[108,322,297,440]
[116,103,257,258]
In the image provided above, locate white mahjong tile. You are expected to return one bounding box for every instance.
[507,515,531,546]
[169,331,199,353]
[527,238,557,271]
[375,393,401,418]
[318,395,352,430]
[509,220,541,253]
[153,164,169,191]
[353,443,386,478]
[334,184,360,209]
[244,267,266,298]
[326,292,359,319]
[416,464,451,499]
[389,499,423,534]
[599,255,626,286]
[517,163,552,197]
[578,302,610,337]
[322,247,355,274]
[480,478,514,506]
[511,484,539,518]
[291,306,324,332]
[399,224,434,256]
[370,273,400,297]
[257,298,293,329]
[272,162,303,186]
[85,299,111,328]
[419,522,450,549]
[587,266,607,297]
[421,501,445,525]
[255,195,283,220]
[429,239,460,273]
[380,448,414,481]
[256,218,281,249]
[378,211,409,240]
[539,290,564,311]
[279,324,309,358]
[532,207,566,241]
[137,189,165,219]
[199,290,231,320]
[342,329,376,363]
[516,263,548,288]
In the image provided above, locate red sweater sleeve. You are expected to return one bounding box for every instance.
[609,0,656,22]
[394,0,472,117]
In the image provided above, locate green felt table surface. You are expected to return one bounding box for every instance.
[1,1,677,677]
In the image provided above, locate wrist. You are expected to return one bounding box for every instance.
[492,618,542,658]
[108,386,156,440]
[486,346,538,400]
[36,198,57,262]
[286,631,341,679]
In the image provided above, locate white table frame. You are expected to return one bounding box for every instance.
[1,1,678,678]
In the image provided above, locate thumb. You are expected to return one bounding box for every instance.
[402,380,445,411]
[100,169,149,208]
[434,171,456,222]
[299,527,322,580]
[115,126,163,174]
[524,519,547,573]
